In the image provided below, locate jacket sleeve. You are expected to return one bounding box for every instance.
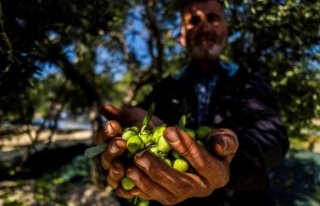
[225,71,290,190]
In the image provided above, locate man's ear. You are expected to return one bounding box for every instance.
[179,31,186,48]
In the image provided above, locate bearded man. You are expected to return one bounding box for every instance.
[97,0,289,205]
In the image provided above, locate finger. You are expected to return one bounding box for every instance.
[163,127,229,189]
[107,161,126,189]
[101,104,143,127]
[129,190,152,201]
[115,165,153,200]
[95,120,122,144]
[116,187,136,199]
[125,163,178,205]
[163,127,213,168]
[101,137,127,170]
[210,128,239,164]
[116,185,152,200]
[101,104,124,121]
[133,149,203,202]
[101,104,163,129]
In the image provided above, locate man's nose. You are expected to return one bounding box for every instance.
[198,20,213,34]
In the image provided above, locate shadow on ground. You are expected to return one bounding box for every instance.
[0,143,320,205]
[269,151,320,206]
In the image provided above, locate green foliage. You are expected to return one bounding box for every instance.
[273,66,320,135]
[0,79,43,122]
[0,0,130,122]
[0,0,319,137]
[43,155,92,184]
[0,155,92,205]
[221,1,320,137]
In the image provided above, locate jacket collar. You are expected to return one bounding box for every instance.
[174,59,239,81]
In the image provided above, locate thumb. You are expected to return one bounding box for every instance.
[210,129,239,164]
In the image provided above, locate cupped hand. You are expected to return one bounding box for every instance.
[96,104,164,189]
[114,127,238,205]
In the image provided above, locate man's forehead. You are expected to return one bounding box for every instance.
[182,0,222,15]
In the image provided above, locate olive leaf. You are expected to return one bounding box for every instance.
[84,142,107,158]
[178,114,187,129]
[140,102,155,133]
[84,102,156,158]
[178,113,191,129]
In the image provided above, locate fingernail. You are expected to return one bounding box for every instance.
[135,150,150,170]
[112,163,120,175]
[106,122,115,135]
[218,136,227,152]
[127,168,140,181]
[222,139,228,152]
[110,140,120,153]
[164,129,179,143]
[213,135,227,154]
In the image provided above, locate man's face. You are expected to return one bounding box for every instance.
[180,0,228,61]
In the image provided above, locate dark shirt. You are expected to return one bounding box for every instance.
[138,60,290,205]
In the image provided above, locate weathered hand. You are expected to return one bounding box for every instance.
[94,119,127,190]
[114,127,238,205]
[95,104,163,190]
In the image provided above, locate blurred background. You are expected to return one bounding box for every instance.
[0,0,319,205]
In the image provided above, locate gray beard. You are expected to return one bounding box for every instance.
[189,44,224,61]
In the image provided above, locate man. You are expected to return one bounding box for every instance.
[96,0,290,205]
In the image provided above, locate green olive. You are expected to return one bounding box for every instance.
[183,128,196,139]
[137,199,150,206]
[123,126,139,133]
[122,129,138,141]
[157,135,171,153]
[139,130,152,145]
[152,124,166,133]
[152,125,166,143]
[173,158,189,172]
[149,146,160,157]
[195,126,212,140]
[121,176,135,190]
[163,158,173,166]
[126,135,144,154]
[171,150,181,159]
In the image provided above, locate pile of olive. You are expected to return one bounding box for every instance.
[120,124,212,191]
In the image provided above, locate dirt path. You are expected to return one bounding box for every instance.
[0,127,126,206]
[0,128,93,161]
[1,126,320,162]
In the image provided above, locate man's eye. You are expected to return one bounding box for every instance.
[190,16,201,25]
[206,14,219,24]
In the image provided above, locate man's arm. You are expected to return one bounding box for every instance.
[226,72,290,190]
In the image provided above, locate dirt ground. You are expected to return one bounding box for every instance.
[0,127,124,206]
[1,125,320,155]
[0,128,93,161]
[1,125,320,206]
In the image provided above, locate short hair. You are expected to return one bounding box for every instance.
[180,0,224,13]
